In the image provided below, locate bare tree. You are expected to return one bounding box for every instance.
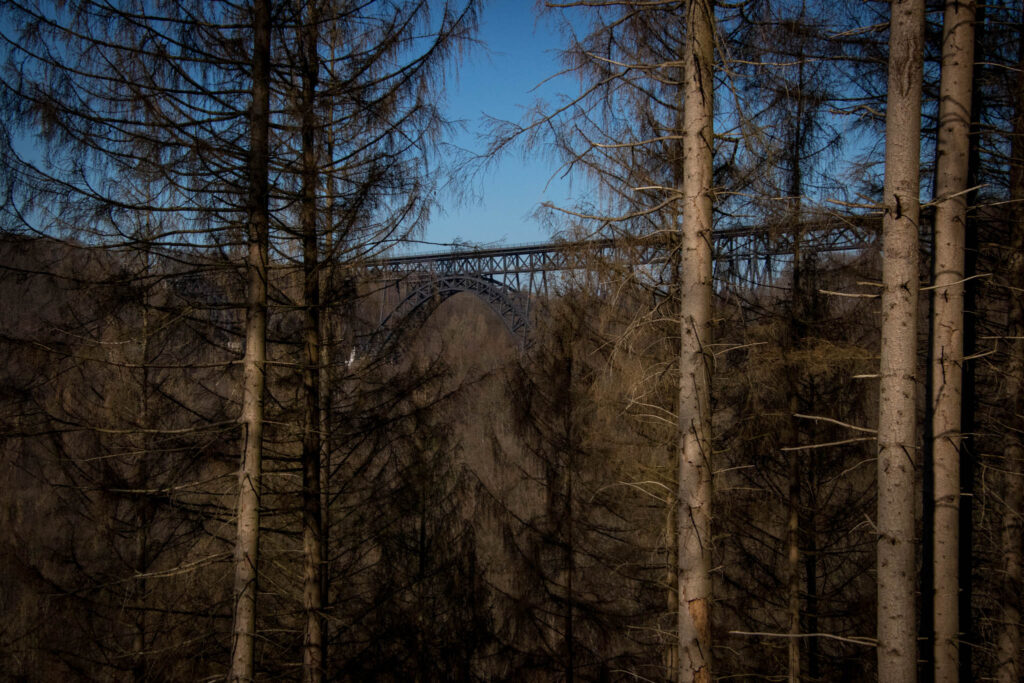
[295,3,325,678]
[271,3,479,677]
[877,0,925,680]
[724,3,847,678]
[676,2,715,681]
[230,0,272,679]
[930,1,975,680]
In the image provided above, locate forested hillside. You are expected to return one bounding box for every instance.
[0,1,1022,682]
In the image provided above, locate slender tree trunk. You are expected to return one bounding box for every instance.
[666,86,683,683]
[300,4,325,681]
[319,234,333,675]
[132,504,148,682]
[786,62,805,683]
[677,2,715,681]
[416,480,429,683]
[318,170,333,680]
[931,2,975,680]
[804,508,819,680]
[785,262,802,683]
[996,29,1024,682]
[565,472,575,683]
[665,487,679,680]
[319,35,338,655]
[877,1,924,681]
[787,440,801,682]
[133,489,148,682]
[133,258,151,683]
[958,5,986,674]
[563,350,575,683]
[229,1,271,679]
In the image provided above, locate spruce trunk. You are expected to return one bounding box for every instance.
[877,0,924,680]
[230,0,271,679]
[300,4,325,680]
[931,2,974,680]
[677,1,715,681]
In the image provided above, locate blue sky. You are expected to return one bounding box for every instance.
[424,2,576,250]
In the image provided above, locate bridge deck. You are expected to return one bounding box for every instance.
[366,219,877,288]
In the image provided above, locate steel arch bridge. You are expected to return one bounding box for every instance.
[364,219,876,346]
[377,272,532,343]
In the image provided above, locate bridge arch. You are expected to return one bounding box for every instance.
[380,273,531,346]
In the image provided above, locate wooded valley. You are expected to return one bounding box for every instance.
[0,1,1021,682]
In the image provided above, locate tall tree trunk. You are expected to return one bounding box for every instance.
[677,1,715,681]
[563,350,575,683]
[230,0,271,679]
[786,56,806,683]
[958,4,986,674]
[665,488,679,679]
[300,4,325,681]
[877,1,924,680]
[787,440,801,682]
[996,26,1024,682]
[319,34,338,655]
[132,251,152,683]
[931,2,975,680]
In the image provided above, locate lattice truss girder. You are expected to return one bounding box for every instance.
[368,223,875,292]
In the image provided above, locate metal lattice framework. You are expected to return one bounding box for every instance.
[379,272,531,342]
[364,219,877,342]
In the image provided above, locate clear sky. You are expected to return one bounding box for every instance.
[423,2,576,251]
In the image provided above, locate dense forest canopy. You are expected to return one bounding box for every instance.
[0,1,1021,682]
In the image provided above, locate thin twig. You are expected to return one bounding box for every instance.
[781,437,875,451]
[920,272,991,291]
[794,413,877,434]
[729,631,876,647]
[819,290,879,298]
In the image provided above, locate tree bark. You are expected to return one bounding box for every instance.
[563,351,575,683]
[877,1,924,681]
[133,252,152,683]
[786,57,806,683]
[318,31,338,656]
[805,508,819,680]
[229,0,271,679]
[930,2,974,680]
[677,1,715,681]
[787,443,801,683]
[300,3,325,681]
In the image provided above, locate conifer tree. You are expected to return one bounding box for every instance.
[877,0,925,679]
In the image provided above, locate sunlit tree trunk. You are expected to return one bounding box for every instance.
[877,1,924,681]
[230,0,271,679]
[677,1,715,681]
[931,2,974,680]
